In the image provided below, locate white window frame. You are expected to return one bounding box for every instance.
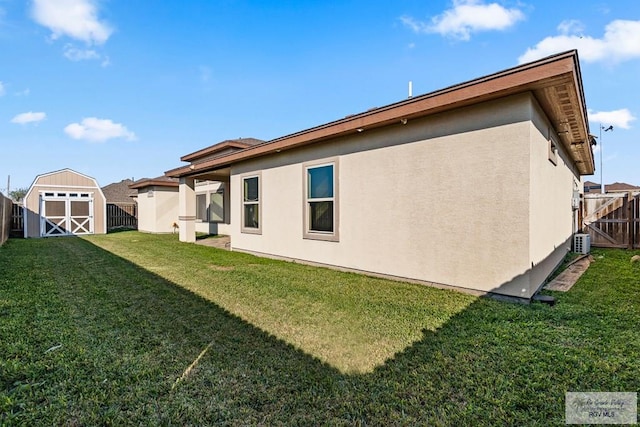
[241,173,261,234]
[303,158,339,242]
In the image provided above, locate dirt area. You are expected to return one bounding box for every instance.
[195,235,231,250]
[544,255,593,292]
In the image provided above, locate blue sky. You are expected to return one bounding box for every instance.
[1,0,638,192]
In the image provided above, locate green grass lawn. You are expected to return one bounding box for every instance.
[1,232,638,425]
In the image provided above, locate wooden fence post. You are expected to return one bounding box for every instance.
[0,194,5,245]
[629,191,634,250]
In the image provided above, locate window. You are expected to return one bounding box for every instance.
[304,159,338,241]
[547,126,558,165]
[196,188,225,223]
[548,137,558,165]
[196,194,207,221]
[209,191,224,222]
[242,174,261,234]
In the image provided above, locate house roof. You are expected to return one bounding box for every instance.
[101,179,137,203]
[166,50,594,178]
[180,138,265,163]
[129,176,179,190]
[605,182,640,192]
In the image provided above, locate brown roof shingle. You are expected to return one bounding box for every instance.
[101,179,137,203]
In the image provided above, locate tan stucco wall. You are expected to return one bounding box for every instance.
[226,93,583,298]
[24,170,106,238]
[137,186,179,233]
[526,98,581,294]
[137,181,231,235]
[230,94,563,297]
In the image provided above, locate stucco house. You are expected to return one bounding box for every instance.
[129,177,179,234]
[166,50,595,300]
[131,138,264,234]
[130,177,232,235]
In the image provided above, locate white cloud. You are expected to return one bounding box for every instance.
[557,19,585,36]
[15,88,30,97]
[401,0,525,41]
[64,117,136,142]
[11,111,47,124]
[64,45,100,61]
[519,19,640,64]
[31,0,113,45]
[0,81,5,96]
[588,109,636,130]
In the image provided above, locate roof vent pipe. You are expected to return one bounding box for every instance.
[408,81,413,98]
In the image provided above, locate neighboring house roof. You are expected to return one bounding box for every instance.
[102,179,137,203]
[605,182,640,192]
[583,181,639,193]
[166,50,594,178]
[583,180,601,192]
[129,176,179,190]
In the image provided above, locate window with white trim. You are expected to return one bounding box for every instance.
[242,174,261,234]
[304,159,338,241]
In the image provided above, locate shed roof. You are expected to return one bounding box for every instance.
[166,50,594,178]
[25,168,104,202]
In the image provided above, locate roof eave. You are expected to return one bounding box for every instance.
[129,178,179,189]
[166,50,594,178]
[180,140,253,162]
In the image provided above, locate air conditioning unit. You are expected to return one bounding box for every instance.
[574,233,591,254]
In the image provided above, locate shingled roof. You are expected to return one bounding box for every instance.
[101,179,137,203]
[605,182,640,192]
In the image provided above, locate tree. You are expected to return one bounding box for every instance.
[9,188,28,202]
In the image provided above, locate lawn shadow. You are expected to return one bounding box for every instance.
[2,237,637,425]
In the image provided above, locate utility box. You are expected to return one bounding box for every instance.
[574,233,591,254]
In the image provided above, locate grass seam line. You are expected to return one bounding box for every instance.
[171,340,215,391]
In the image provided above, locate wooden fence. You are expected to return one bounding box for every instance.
[11,203,23,237]
[583,192,640,249]
[0,193,11,246]
[107,203,137,231]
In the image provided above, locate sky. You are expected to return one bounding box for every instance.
[1,0,639,192]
